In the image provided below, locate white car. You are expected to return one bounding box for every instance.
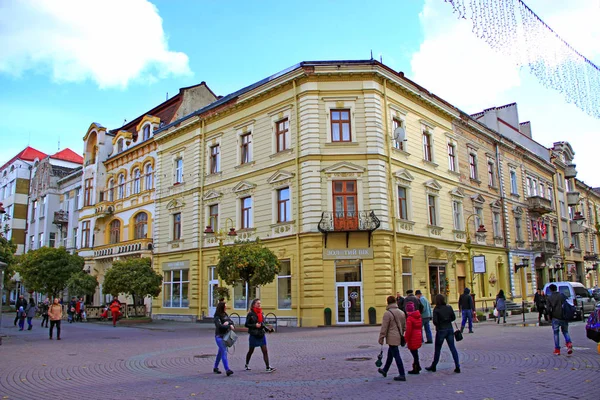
[543,281,595,321]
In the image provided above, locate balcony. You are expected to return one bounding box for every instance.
[93,238,153,259]
[53,210,69,225]
[532,240,558,256]
[318,210,381,246]
[565,164,577,179]
[566,191,580,206]
[584,251,598,261]
[527,195,553,215]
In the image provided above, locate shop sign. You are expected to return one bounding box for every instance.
[163,260,190,271]
[323,248,373,260]
[473,255,486,273]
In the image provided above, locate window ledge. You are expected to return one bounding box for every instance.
[448,169,460,176]
[235,161,256,170]
[392,148,411,157]
[510,193,520,199]
[270,220,296,228]
[270,148,294,159]
[428,225,444,231]
[470,178,482,185]
[325,142,359,146]
[206,171,223,178]
[168,239,184,244]
[423,160,438,168]
[488,185,499,191]
[238,228,257,233]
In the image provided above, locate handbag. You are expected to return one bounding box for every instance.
[375,346,383,367]
[493,308,499,317]
[223,330,238,347]
[453,322,463,342]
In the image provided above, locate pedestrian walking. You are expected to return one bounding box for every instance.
[425,294,460,373]
[546,283,573,355]
[495,289,507,324]
[48,298,62,340]
[79,298,86,322]
[40,298,50,328]
[404,301,423,374]
[377,295,407,381]
[213,300,234,376]
[25,298,38,330]
[244,299,276,372]
[75,298,81,322]
[416,290,433,344]
[13,295,26,326]
[404,290,423,313]
[109,298,122,327]
[395,292,405,311]
[534,288,548,323]
[17,305,26,331]
[458,288,474,333]
[68,297,77,323]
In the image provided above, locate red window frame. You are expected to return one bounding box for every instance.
[330,109,351,142]
[469,153,477,179]
[428,195,437,226]
[209,204,218,231]
[398,187,407,220]
[276,118,289,152]
[332,180,358,230]
[240,133,251,164]
[82,221,90,248]
[84,178,93,206]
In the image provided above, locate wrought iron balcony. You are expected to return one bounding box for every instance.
[318,210,381,233]
[584,251,598,261]
[564,164,577,179]
[53,210,69,225]
[566,191,580,206]
[532,240,558,256]
[527,196,553,215]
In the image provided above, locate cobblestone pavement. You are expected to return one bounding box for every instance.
[0,314,598,400]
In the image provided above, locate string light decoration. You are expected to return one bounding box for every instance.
[443,0,600,119]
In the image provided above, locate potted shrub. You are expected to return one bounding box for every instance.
[324,307,332,325]
[476,311,487,322]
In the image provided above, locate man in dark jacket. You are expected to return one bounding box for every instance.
[546,284,573,355]
[404,290,423,313]
[534,288,548,323]
[395,292,405,311]
[14,295,26,326]
[458,288,474,334]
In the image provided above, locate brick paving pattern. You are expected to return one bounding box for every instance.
[0,314,598,400]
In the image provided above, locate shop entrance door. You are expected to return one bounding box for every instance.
[335,260,363,324]
[208,266,218,317]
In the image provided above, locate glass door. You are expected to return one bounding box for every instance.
[208,266,218,317]
[335,260,363,324]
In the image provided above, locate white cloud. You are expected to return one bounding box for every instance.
[0,0,191,88]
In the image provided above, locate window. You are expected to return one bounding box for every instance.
[109,220,121,244]
[210,144,220,174]
[548,187,554,205]
[277,187,291,223]
[76,188,81,208]
[240,133,252,164]
[117,174,125,199]
[72,227,78,249]
[163,269,189,308]
[175,158,183,184]
[552,226,558,243]
[469,153,478,180]
[526,177,538,196]
[233,281,257,310]
[515,216,523,243]
[40,196,46,217]
[49,232,56,248]
[402,258,413,293]
[492,211,502,237]
[31,200,37,222]
[84,178,93,206]
[144,164,153,190]
[474,207,483,231]
[10,180,15,195]
[39,233,44,248]
[82,221,90,248]
[563,230,570,248]
[117,139,124,153]
[107,179,115,201]
[173,213,181,240]
[448,143,457,171]
[557,173,563,189]
[143,125,151,141]
[276,118,290,152]
[487,161,495,187]
[453,201,463,230]
[571,233,580,249]
[398,187,408,220]
[277,260,292,309]
[422,130,433,161]
[559,200,566,218]
[132,169,141,194]
[241,197,252,229]
[392,118,404,150]
[29,235,34,250]
[539,183,545,198]
[330,109,351,142]
[427,194,437,226]
[134,212,148,239]
[510,170,518,194]
[208,204,219,232]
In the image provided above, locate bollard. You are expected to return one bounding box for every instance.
[522,301,525,323]
[368,307,377,325]
[324,308,332,326]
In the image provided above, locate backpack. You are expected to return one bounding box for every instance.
[561,294,576,321]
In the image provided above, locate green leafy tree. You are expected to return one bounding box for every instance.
[103,257,162,316]
[66,271,99,298]
[0,234,17,294]
[16,247,84,297]
[216,239,280,306]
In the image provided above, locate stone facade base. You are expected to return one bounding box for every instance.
[152,314,197,323]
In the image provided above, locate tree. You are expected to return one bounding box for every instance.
[66,271,99,298]
[16,247,84,297]
[103,257,162,316]
[0,234,17,294]
[216,239,280,306]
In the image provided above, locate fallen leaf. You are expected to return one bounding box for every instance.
[191,395,196,397]
[571,368,577,371]
[41,364,47,366]
[20,379,26,382]
[175,386,181,389]
[553,368,559,370]
[65,378,71,381]
[585,380,591,383]
[456,391,464,394]
[523,358,529,360]
[321,357,326,360]
[491,367,497,370]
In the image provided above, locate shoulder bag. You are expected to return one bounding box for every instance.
[223,329,238,347]
[453,322,463,342]
[387,310,406,347]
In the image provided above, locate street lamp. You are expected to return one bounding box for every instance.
[465,213,487,310]
[204,217,237,245]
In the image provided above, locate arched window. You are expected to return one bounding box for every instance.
[132,169,141,194]
[109,220,121,244]
[134,212,148,239]
[144,164,153,190]
[118,174,125,199]
[117,139,124,153]
[108,179,115,202]
[143,125,151,141]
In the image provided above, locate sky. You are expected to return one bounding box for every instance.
[0,0,599,185]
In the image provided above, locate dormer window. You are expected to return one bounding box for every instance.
[117,139,124,153]
[143,125,151,141]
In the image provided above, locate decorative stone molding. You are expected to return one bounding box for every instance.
[232,181,257,197]
[394,169,414,186]
[424,179,442,194]
[166,198,185,210]
[267,170,295,186]
[321,161,365,177]
[450,187,465,199]
[203,189,223,202]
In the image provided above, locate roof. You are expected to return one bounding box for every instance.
[0,146,47,172]
[50,148,84,164]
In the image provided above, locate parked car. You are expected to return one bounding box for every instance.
[588,288,600,301]
[543,282,595,321]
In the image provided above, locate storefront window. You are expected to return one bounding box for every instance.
[335,260,361,282]
[163,269,189,308]
[278,260,292,309]
[233,282,256,310]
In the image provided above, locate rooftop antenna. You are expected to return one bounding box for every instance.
[370,50,373,60]
[166,92,169,101]
[123,119,127,125]
[58,136,60,151]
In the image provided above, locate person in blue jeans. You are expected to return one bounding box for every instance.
[378,295,407,381]
[213,300,234,376]
[458,287,474,333]
[416,290,433,343]
[495,290,507,324]
[546,284,573,355]
[425,294,460,373]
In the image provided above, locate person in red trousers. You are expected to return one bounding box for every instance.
[404,301,423,374]
[109,298,122,327]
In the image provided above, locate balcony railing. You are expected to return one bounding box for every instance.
[564,164,577,179]
[526,196,553,215]
[93,238,153,258]
[584,251,598,261]
[532,240,558,256]
[566,191,580,206]
[53,210,69,225]
[318,210,381,233]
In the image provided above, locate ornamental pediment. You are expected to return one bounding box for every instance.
[471,194,485,204]
[321,162,365,176]
[267,170,295,185]
[424,179,442,192]
[232,180,257,194]
[203,190,223,201]
[490,200,502,210]
[450,187,465,198]
[394,169,415,184]
[166,198,185,210]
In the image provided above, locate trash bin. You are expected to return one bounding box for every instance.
[368,307,377,325]
[324,308,332,326]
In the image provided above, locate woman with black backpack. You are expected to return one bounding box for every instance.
[213,300,234,376]
[244,299,275,372]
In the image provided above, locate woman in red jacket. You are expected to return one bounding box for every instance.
[404,301,423,374]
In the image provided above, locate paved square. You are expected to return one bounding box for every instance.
[0,315,598,399]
